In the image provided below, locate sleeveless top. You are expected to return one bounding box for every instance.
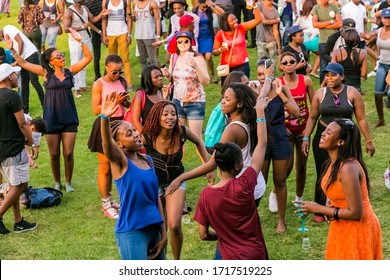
[114,156,163,232]
[339,48,362,89]
[43,69,78,133]
[226,121,266,199]
[134,0,156,40]
[68,5,90,41]
[319,86,354,125]
[280,75,308,133]
[106,0,128,36]
[41,0,58,28]
[377,28,390,65]
[141,95,155,123]
[172,60,206,103]
[265,95,285,126]
[144,126,187,188]
[98,78,126,117]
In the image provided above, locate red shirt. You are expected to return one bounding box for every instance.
[214,24,249,67]
[280,74,309,133]
[194,167,268,260]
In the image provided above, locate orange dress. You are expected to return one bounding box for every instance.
[321,161,382,260]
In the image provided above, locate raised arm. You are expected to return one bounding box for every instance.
[67,28,93,75]
[100,92,129,178]
[241,4,261,31]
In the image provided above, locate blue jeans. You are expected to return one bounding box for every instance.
[214,244,223,260]
[40,25,59,49]
[281,14,293,46]
[115,225,165,260]
[173,99,206,120]
[319,43,328,84]
[375,63,390,94]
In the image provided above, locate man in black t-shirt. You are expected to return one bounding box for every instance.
[0,64,37,235]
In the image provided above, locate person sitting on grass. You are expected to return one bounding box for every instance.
[100,91,167,260]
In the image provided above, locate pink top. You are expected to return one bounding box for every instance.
[172,62,206,103]
[215,24,249,67]
[98,78,126,117]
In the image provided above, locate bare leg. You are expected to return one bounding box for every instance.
[61,132,77,183]
[165,188,185,260]
[272,159,289,233]
[97,153,112,199]
[311,52,320,75]
[0,183,27,222]
[374,94,385,127]
[45,134,62,183]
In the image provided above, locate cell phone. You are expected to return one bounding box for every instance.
[265,59,272,69]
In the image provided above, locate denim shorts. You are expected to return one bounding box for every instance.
[375,63,390,94]
[173,99,205,120]
[159,181,186,196]
[115,224,166,260]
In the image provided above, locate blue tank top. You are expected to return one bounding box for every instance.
[114,155,163,233]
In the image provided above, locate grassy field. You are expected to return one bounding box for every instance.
[0,2,389,260]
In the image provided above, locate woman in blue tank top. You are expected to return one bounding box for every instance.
[100,92,167,260]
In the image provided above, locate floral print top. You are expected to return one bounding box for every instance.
[18,5,45,33]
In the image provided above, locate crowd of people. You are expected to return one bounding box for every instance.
[0,0,387,261]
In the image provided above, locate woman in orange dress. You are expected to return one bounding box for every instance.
[295,118,382,260]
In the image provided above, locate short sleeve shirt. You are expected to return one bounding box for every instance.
[256,2,278,43]
[311,3,340,43]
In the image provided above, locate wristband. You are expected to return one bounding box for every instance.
[265,77,272,83]
[333,207,340,220]
[128,33,132,37]
[156,35,160,38]
[256,117,266,123]
[253,4,258,9]
[80,41,85,45]
[81,25,85,30]
[302,137,310,141]
[99,113,109,120]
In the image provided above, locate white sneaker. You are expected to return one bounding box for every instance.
[367,71,376,77]
[65,184,75,193]
[268,191,278,213]
[54,182,61,191]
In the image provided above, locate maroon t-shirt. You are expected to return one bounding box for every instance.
[194,167,268,260]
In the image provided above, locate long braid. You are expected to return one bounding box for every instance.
[109,120,123,141]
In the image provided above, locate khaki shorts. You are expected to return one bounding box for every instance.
[0,150,29,187]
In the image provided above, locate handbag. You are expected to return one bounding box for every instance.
[217,28,237,77]
[123,90,146,124]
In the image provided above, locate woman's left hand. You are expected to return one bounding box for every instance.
[147,235,167,260]
[293,200,321,216]
[101,92,128,118]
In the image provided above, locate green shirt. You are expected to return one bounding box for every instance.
[311,3,340,44]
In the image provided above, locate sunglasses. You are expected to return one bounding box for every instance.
[332,94,340,108]
[111,70,124,75]
[281,59,296,66]
[51,52,65,60]
[177,39,190,44]
[338,118,355,129]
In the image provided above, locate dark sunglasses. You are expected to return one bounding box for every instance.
[111,70,124,75]
[281,59,296,66]
[51,52,65,60]
[177,39,190,44]
[332,94,340,108]
[338,118,355,129]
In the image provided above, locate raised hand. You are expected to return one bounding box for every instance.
[69,27,82,42]
[4,34,14,51]
[101,92,129,118]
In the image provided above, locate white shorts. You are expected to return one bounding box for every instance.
[0,150,29,186]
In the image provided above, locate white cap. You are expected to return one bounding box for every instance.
[0,64,21,82]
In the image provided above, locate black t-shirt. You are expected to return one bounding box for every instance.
[0,88,25,163]
[281,44,309,75]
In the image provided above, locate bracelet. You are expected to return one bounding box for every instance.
[265,77,272,83]
[81,25,85,30]
[302,137,310,141]
[128,33,132,37]
[156,35,160,38]
[333,207,340,220]
[99,113,109,120]
[283,99,290,105]
[366,139,372,143]
[80,41,85,45]
[256,117,266,123]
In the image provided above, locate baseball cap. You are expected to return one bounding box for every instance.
[382,8,390,18]
[342,18,356,30]
[0,64,21,82]
[169,0,188,9]
[321,62,344,75]
[286,26,303,37]
[175,31,192,40]
[179,14,194,27]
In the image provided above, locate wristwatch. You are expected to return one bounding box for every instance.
[330,19,334,24]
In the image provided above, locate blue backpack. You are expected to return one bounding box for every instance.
[204,102,226,153]
[27,187,63,209]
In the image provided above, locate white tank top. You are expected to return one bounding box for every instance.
[134,0,156,40]
[226,121,266,199]
[106,0,128,36]
[69,5,90,41]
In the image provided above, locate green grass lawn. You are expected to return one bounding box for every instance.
[0,2,389,260]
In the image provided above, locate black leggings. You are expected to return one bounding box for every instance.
[312,123,329,207]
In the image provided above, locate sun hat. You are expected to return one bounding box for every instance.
[0,64,21,82]
[175,31,192,40]
[321,62,344,75]
[169,0,188,9]
[179,14,194,27]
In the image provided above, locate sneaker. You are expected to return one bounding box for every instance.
[111,200,120,211]
[367,71,376,77]
[0,219,10,235]
[14,219,37,233]
[54,182,61,191]
[268,191,278,213]
[313,215,325,223]
[74,90,82,98]
[101,205,119,219]
[65,184,75,193]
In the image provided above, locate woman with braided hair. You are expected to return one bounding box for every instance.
[142,100,211,260]
[100,92,167,260]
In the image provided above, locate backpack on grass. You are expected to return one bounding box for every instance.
[26,186,63,209]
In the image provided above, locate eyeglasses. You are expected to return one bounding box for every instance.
[111,70,124,76]
[177,39,190,45]
[51,52,65,60]
[332,94,340,108]
[281,59,296,66]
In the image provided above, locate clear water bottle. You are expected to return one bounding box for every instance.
[182,213,190,224]
[302,237,311,250]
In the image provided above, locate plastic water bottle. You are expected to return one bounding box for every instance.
[302,238,311,250]
[182,213,190,224]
